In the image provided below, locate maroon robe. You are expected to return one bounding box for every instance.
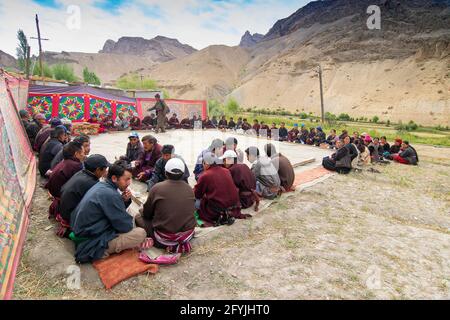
[218,119,228,129]
[252,124,261,135]
[168,116,181,129]
[288,128,300,142]
[194,166,244,226]
[130,116,142,130]
[241,122,251,131]
[45,157,83,218]
[180,118,192,129]
[133,143,163,181]
[229,164,257,209]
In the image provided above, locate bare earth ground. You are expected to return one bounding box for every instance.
[13,143,450,300]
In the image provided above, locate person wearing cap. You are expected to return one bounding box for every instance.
[148,94,170,133]
[136,158,196,253]
[130,113,142,131]
[39,126,68,177]
[51,135,91,170]
[313,126,326,146]
[194,152,249,227]
[389,138,403,155]
[279,122,288,141]
[120,132,144,165]
[222,150,259,211]
[34,117,62,153]
[288,124,300,142]
[193,139,224,180]
[45,141,85,220]
[57,154,110,238]
[167,113,181,130]
[264,143,295,192]
[134,135,162,182]
[245,146,281,200]
[224,137,244,164]
[147,145,189,191]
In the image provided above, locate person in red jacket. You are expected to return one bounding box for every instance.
[194,152,251,227]
[133,135,162,182]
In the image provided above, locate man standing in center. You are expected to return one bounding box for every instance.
[148,94,169,133]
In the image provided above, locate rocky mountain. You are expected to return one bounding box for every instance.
[239,31,264,48]
[141,0,450,126]
[0,50,17,69]
[98,36,197,62]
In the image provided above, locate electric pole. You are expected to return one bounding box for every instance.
[315,64,325,124]
[30,14,49,82]
[25,45,31,79]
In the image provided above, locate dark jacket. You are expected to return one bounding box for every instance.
[279,127,288,139]
[39,138,64,176]
[399,146,419,165]
[70,179,133,263]
[334,147,352,169]
[50,149,64,169]
[147,155,190,190]
[229,164,257,209]
[25,120,42,147]
[34,126,52,153]
[125,142,144,163]
[60,169,99,221]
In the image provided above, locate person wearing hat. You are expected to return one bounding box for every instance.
[194,152,248,227]
[34,117,63,152]
[288,123,300,142]
[70,161,149,263]
[245,146,281,200]
[130,113,142,131]
[19,109,31,130]
[392,141,419,165]
[224,137,244,164]
[39,126,68,177]
[221,150,259,211]
[45,141,85,220]
[148,93,170,133]
[313,126,326,146]
[136,158,196,253]
[389,138,403,155]
[57,154,111,238]
[120,132,144,165]
[25,113,46,147]
[147,144,189,191]
[264,143,295,192]
[134,135,162,182]
[193,139,224,180]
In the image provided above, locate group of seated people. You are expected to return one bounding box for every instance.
[20,108,420,265]
[322,131,419,174]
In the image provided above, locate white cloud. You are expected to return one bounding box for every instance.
[0,0,308,56]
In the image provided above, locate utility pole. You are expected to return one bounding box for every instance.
[25,45,31,79]
[30,14,49,82]
[316,64,325,124]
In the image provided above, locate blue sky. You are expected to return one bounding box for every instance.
[0,0,309,56]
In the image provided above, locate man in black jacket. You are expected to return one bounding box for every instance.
[57,155,110,237]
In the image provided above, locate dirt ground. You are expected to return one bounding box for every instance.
[12,144,450,300]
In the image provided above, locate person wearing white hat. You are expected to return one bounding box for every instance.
[136,157,197,253]
[222,150,259,211]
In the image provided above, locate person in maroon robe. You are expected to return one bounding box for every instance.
[180,117,192,129]
[252,119,261,136]
[288,124,300,142]
[218,116,228,130]
[260,121,270,138]
[101,113,115,131]
[202,116,215,129]
[130,113,142,130]
[142,114,156,130]
[241,119,251,132]
[45,141,85,218]
[194,152,251,227]
[168,113,181,129]
[133,135,162,182]
[222,150,259,211]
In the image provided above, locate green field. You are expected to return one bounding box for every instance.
[228,112,450,147]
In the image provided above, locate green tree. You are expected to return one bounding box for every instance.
[338,113,351,121]
[83,67,101,85]
[16,29,29,72]
[52,64,78,82]
[225,97,240,114]
[116,74,158,90]
[208,99,224,117]
[32,62,53,78]
[372,115,379,123]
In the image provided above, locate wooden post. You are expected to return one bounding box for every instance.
[318,64,325,124]
[25,45,31,79]
[35,14,44,81]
